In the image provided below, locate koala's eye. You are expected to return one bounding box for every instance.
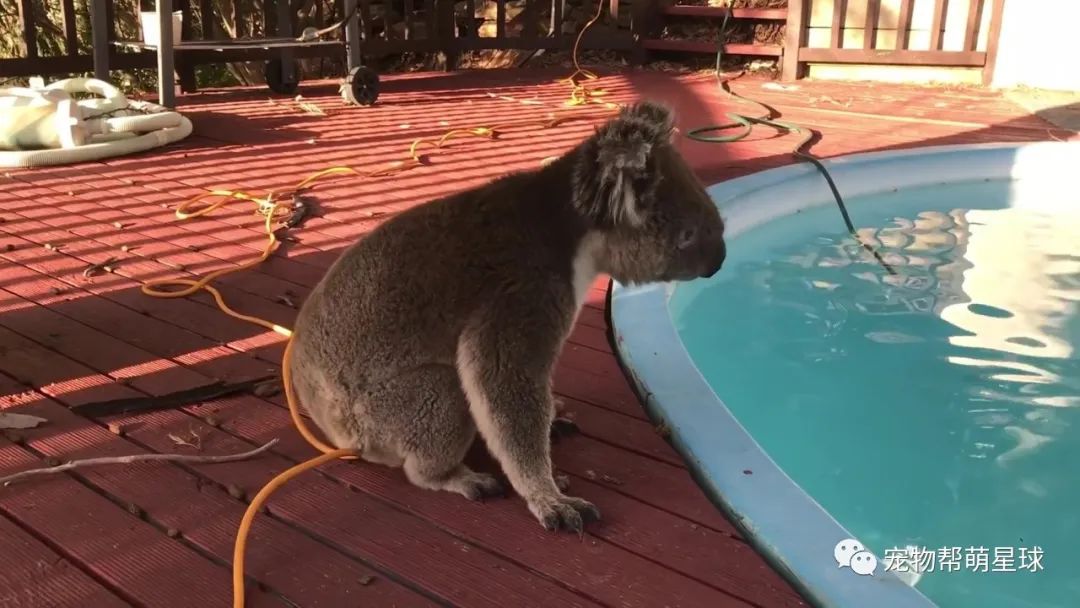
[676,226,697,250]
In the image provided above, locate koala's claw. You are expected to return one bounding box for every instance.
[461,473,505,502]
[550,417,580,443]
[536,495,600,535]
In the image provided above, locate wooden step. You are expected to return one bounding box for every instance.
[641,39,783,56]
[661,6,788,20]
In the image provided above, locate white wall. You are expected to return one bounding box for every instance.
[991,0,1080,91]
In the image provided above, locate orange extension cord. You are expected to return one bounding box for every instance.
[140,3,619,606]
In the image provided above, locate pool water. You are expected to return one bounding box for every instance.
[670,179,1080,608]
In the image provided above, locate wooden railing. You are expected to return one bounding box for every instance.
[630,3,800,78]
[788,0,1006,83]
[0,0,634,81]
[1,0,1006,86]
[4,0,93,74]
[630,0,1005,83]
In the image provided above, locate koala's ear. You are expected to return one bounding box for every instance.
[573,101,675,228]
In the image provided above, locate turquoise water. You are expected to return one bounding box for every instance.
[670,180,1080,608]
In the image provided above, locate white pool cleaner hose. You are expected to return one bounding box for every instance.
[0,77,193,168]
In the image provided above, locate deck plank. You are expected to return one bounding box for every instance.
[0,275,777,605]
[0,333,603,607]
[0,513,130,608]
[0,437,282,607]
[2,389,438,608]
[205,397,781,607]
[0,299,784,605]
[0,252,674,475]
[0,179,606,362]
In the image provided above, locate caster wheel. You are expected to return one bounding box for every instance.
[341,66,379,106]
[265,58,300,95]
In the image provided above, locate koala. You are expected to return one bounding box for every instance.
[289,101,726,533]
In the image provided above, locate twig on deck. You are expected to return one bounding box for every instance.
[0,439,279,488]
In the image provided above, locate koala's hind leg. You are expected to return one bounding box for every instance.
[456,314,600,533]
[367,365,505,501]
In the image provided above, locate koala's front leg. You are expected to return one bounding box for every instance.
[457,319,600,534]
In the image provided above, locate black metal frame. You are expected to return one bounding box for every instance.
[90,0,372,108]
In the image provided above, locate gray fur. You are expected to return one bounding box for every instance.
[289,101,726,533]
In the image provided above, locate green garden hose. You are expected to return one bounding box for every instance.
[688,9,896,274]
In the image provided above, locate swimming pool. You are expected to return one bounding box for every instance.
[609,141,1080,608]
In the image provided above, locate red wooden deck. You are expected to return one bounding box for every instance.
[0,68,1073,608]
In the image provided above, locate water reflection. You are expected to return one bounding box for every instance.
[880,208,1076,382]
[675,200,1080,470]
[855,207,1080,460]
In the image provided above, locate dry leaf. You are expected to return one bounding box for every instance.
[83,257,119,279]
[599,473,624,486]
[762,82,799,91]
[297,101,326,116]
[815,95,851,107]
[168,429,202,451]
[0,413,47,430]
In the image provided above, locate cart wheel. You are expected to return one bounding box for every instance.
[265,58,300,96]
[341,66,379,106]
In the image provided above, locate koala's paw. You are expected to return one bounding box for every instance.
[460,472,506,502]
[550,417,580,443]
[531,494,600,535]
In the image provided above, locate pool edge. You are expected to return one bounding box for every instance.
[607,140,1080,608]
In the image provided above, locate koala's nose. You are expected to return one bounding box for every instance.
[702,259,723,278]
[701,242,726,278]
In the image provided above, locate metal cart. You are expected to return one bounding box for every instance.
[89,0,379,109]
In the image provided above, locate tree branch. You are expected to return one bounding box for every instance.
[1,439,280,488]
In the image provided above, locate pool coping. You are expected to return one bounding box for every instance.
[608,141,1080,608]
